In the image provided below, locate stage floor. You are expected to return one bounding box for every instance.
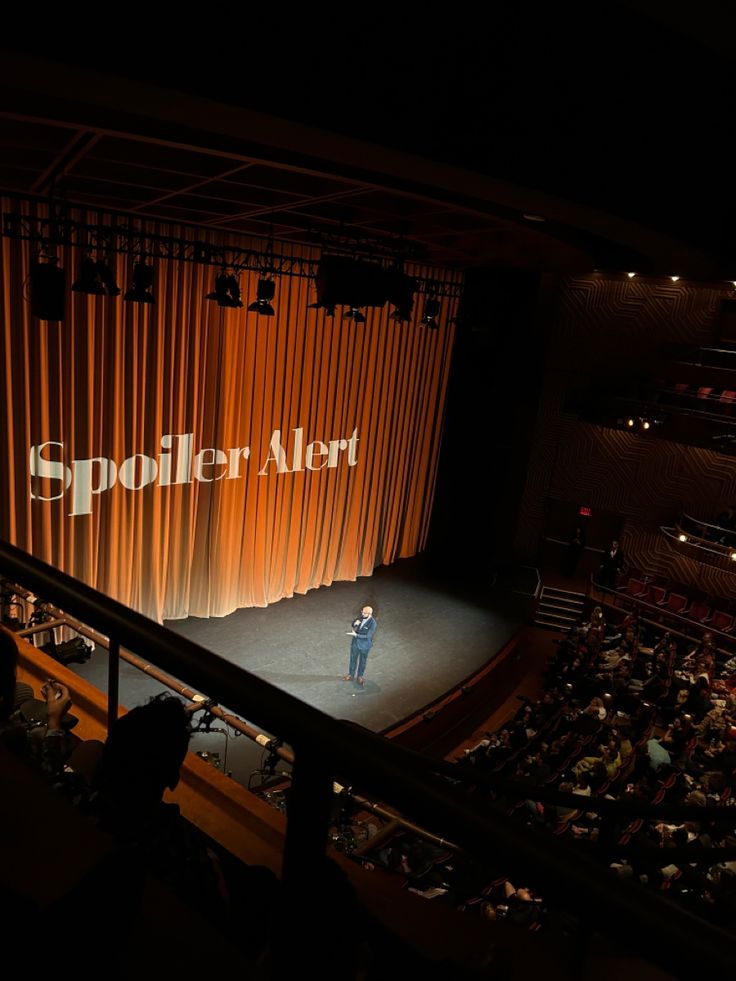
[70,554,531,790]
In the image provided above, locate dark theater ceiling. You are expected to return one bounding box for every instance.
[1,3,735,281]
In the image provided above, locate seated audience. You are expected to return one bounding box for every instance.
[0,626,75,777]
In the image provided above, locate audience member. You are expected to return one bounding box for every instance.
[90,692,280,962]
[498,879,544,929]
[0,625,75,777]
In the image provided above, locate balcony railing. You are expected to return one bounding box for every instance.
[3,539,736,978]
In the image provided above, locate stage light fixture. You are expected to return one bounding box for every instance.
[345,307,366,323]
[247,278,276,316]
[315,255,390,311]
[308,301,336,316]
[96,259,121,296]
[71,256,119,297]
[206,274,231,306]
[124,262,155,304]
[28,255,65,321]
[206,272,242,308]
[391,304,413,322]
[72,256,106,295]
[421,297,441,329]
[225,273,243,307]
[386,265,416,323]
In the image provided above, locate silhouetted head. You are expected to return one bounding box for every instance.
[0,627,19,723]
[100,693,191,812]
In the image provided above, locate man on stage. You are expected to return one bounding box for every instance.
[344,606,377,687]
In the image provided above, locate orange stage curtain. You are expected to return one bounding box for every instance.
[0,199,459,621]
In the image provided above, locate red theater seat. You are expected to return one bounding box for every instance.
[688,600,711,624]
[670,383,689,406]
[665,593,689,616]
[711,610,734,633]
[719,390,736,416]
[624,577,647,598]
[649,583,668,606]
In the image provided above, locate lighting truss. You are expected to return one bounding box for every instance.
[310,225,424,262]
[1,210,463,299]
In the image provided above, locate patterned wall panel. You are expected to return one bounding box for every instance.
[624,526,736,604]
[516,274,736,597]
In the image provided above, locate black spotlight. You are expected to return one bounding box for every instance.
[29,255,65,321]
[390,304,413,322]
[386,265,416,322]
[344,307,366,324]
[124,262,155,304]
[421,297,441,329]
[308,301,336,317]
[225,273,243,307]
[96,260,121,296]
[247,278,276,315]
[206,272,242,308]
[72,256,105,295]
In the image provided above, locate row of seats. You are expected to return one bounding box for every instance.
[660,383,736,416]
[619,574,735,633]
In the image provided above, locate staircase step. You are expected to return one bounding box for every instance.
[536,613,578,626]
[538,604,583,616]
[540,588,585,606]
[533,618,568,631]
[535,604,577,617]
[536,583,586,633]
[540,603,584,613]
[538,597,584,612]
[541,587,586,599]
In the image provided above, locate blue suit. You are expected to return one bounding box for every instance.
[348,614,376,681]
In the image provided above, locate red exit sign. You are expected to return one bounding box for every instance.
[579,506,592,517]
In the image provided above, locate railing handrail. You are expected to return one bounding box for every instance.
[662,524,736,561]
[593,577,735,651]
[681,511,734,537]
[3,539,736,976]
